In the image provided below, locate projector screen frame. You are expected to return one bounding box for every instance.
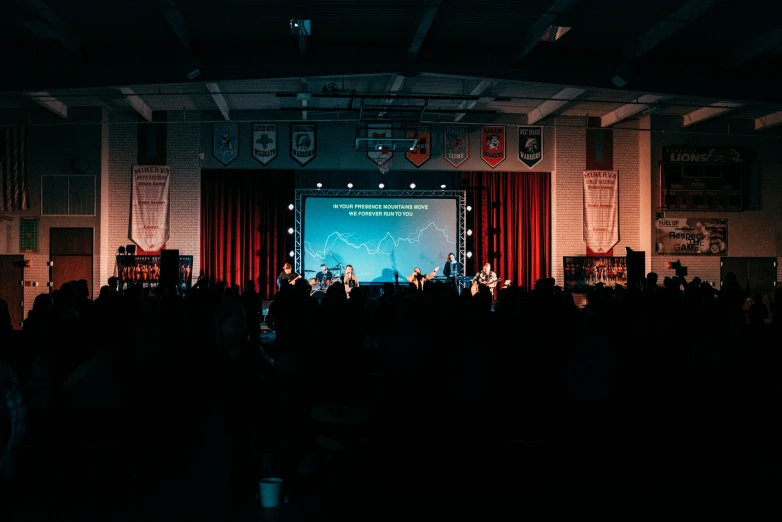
[294,188,467,287]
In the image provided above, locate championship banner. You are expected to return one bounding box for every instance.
[655,218,727,255]
[443,125,469,168]
[213,122,239,166]
[405,124,430,167]
[291,123,316,166]
[131,165,170,252]
[252,123,277,165]
[583,170,619,254]
[481,126,505,168]
[366,123,393,170]
[518,125,543,168]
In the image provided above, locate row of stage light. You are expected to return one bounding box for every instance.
[283,198,475,260]
[309,182,451,190]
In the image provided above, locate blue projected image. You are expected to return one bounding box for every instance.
[303,197,457,283]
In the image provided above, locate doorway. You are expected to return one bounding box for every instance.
[0,255,24,329]
[50,228,94,296]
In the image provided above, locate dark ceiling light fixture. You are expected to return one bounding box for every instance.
[540,24,571,42]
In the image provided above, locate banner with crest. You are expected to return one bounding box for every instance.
[366,123,394,170]
[443,125,469,168]
[481,126,506,168]
[252,123,277,165]
[518,125,543,168]
[213,123,239,166]
[405,124,431,167]
[290,123,316,166]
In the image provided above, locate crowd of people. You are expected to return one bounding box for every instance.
[0,268,781,518]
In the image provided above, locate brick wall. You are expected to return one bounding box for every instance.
[107,111,137,283]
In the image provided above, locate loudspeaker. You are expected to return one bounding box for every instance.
[626,250,645,289]
[160,249,179,288]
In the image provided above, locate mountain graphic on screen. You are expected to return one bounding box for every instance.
[304,220,454,260]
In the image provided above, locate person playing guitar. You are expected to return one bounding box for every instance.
[472,262,500,297]
[276,262,301,288]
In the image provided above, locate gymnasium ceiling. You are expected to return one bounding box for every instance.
[3,0,782,130]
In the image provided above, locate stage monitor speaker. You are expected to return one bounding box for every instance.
[626,250,645,289]
[160,249,179,288]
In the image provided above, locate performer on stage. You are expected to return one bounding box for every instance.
[472,262,499,296]
[276,262,300,288]
[441,252,463,288]
[315,263,332,286]
[341,264,359,297]
[407,265,439,291]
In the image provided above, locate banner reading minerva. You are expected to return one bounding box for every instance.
[583,170,619,254]
[131,165,170,251]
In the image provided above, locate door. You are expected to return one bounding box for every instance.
[50,228,94,296]
[720,257,777,309]
[0,255,24,329]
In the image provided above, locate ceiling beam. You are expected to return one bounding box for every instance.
[526,87,585,124]
[722,28,782,71]
[754,111,782,131]
[682,101,743,127]
[516,0,580,62]
[205,82,231,120]
[26,92,68,118]
[453,80,494,122]
[156,0,200,78]
[118,87,153,121]
[600,94,668,127]
[408,0,442,56]
[622,0,722,61]
[379,73,406,117]
[23,0,82,58]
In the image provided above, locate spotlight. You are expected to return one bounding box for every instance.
[288,203,294,210]
[289,250,295,257]
[410,183,416,189]
[466,205,472,212]
[378,183,385,189]
[316,182,322,188]
[467,229,472,236]
[440,184,446,189]
[347,182,353,189]
[466,251,473,258]
[409,147,415,151]
[288,227,294,235]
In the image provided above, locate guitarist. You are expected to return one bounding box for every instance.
[472,262,499,297]
[276,262,301,289]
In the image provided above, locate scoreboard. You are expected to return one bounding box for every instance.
[659,146,749,211]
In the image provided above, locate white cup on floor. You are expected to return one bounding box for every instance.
[259,477,283,508]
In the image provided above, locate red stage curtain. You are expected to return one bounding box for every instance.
[201,170,294,298]
[461,172,551,290]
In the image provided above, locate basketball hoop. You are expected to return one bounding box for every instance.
[377,148,392,174]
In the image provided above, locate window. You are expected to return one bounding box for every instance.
[42,175,95,216]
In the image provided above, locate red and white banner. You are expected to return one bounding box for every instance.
[405,124,430,167]
[481,126,505,168]
[582,170,619,254]
[131,165,170,252]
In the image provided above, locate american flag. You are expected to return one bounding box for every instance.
[0,126,29,211]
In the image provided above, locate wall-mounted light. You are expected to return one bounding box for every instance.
[410,183,416,189]
[288,203,294,210]
[466,252,473,258]
[289,250,295,257]
[347,183,353,189]
[467,229,472,236]
[440,184,446,189]
[378,183,384,189]
[316,182,322,188]
[466,205,472,212]
[288,227,294,235]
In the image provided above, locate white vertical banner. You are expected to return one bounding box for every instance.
[583,170,619,253]
[131,165,170,251]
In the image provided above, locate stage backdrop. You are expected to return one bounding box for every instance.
[200,169,550,299]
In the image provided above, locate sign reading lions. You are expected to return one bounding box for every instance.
[290,123,316,166]
[481,126,506,168]
[405,124,431,167]
[443,125,469,168]
[252,123,277,165]
[518,126,543,168]
[213,123,239,166]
